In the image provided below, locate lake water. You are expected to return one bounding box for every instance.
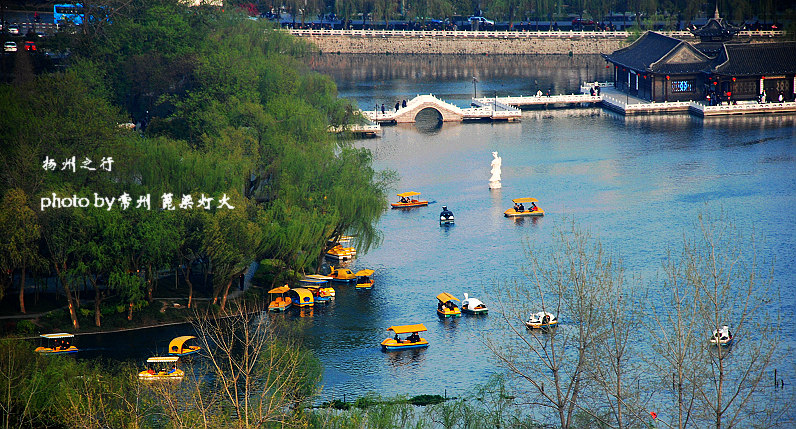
[301,54,796,401]
[76,54,796,408]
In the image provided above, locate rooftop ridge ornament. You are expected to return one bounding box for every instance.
[489,151,502,189]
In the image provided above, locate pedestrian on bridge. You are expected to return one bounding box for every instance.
[381,104,385,114]
[395,102,400,111]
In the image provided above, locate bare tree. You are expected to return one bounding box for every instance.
[487,223,626,428]
[190,301,321,428]
[650,212,789,428]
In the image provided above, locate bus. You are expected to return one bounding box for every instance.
[53,4,85,25]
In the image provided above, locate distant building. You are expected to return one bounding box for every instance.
[602,7,796,104]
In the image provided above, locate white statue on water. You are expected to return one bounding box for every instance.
[489,151,502,189]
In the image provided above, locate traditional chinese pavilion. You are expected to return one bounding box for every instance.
[602,7,796,103]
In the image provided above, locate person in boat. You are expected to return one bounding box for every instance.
[518,203,525,211]
[400,196,408,203]
[394,333,401,343]
[530,202,538,212]
[513,202,520,211]
[407,332,420,343]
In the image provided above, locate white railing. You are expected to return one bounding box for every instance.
[286,28,785,39]
[476,94,602,105]
[691,101,796,115]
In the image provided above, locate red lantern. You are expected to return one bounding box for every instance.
[732,77,736,82]
[650,412,658,420]
[762,76,765,80]
[606,65,610,68]
[665,75,670,80]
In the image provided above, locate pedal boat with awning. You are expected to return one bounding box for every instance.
[267,285,293,312]
[381,324,429,351]
[138,356,184,381]
[168,336,201,356]
[288,287,315,307]
[436,292,462,318]
[300,278,335,302]
[35,333,78,354]
[326,244,357,261]
[355,269,375,289]
[504,197,545,217]
[391,191,429,208]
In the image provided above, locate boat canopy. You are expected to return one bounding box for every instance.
[387,324,428,334]
[436,292,460,303]
[305,274,333,280]
[397,191,421,197]
[512,197,539,203]
[355,269,374,277]
[268,285,290,294]
[290,288,314,302]
[147,356,179,363]
[40,333,74,339]
[300,278,328,285]
[168,336,197,352]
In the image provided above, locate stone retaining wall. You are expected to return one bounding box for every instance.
[301,35,634,55]
[296,33,783,55]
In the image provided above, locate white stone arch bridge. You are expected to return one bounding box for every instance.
[363,94,520,123]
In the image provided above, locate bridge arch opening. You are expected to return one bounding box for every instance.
[414,107,443,131]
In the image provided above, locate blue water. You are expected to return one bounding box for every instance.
[77,56,796,411]
[299,55,796,402]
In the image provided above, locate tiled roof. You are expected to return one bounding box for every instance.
[602,32,682,72]
[691,18,740,39]
[712,42,796,75]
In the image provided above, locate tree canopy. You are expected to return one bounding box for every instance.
[0,0,391,326]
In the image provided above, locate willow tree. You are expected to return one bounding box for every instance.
[40,206,84,330]
[204,192,262,312]
[0,189,41,314]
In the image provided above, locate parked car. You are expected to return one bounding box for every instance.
[7,24,20,34]
[4,41,17,52]
[468,16,495,27]
[24,41,36,51]
[571,18,596,28]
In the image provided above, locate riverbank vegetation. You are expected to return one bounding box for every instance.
[0,0,391,332]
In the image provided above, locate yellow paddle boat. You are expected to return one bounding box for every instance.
[525,311,558,329]
[355,269,375,289]
[138,356,184,381]
[300,277,335,302]
[391,191,429,209]
[381,324,429,351]
[504,197,545,217]
[267,285,293,312]
[168,336,201,356]
[326,244,357,261]
[436,292,462,318]
[289,287,315,307]
[328,266,357,283]
[35,333,78,355]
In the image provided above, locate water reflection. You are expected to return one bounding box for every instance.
[384,348,427,367]
[414,108,443,132]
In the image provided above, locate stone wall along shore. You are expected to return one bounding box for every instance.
[301,34,631,55]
